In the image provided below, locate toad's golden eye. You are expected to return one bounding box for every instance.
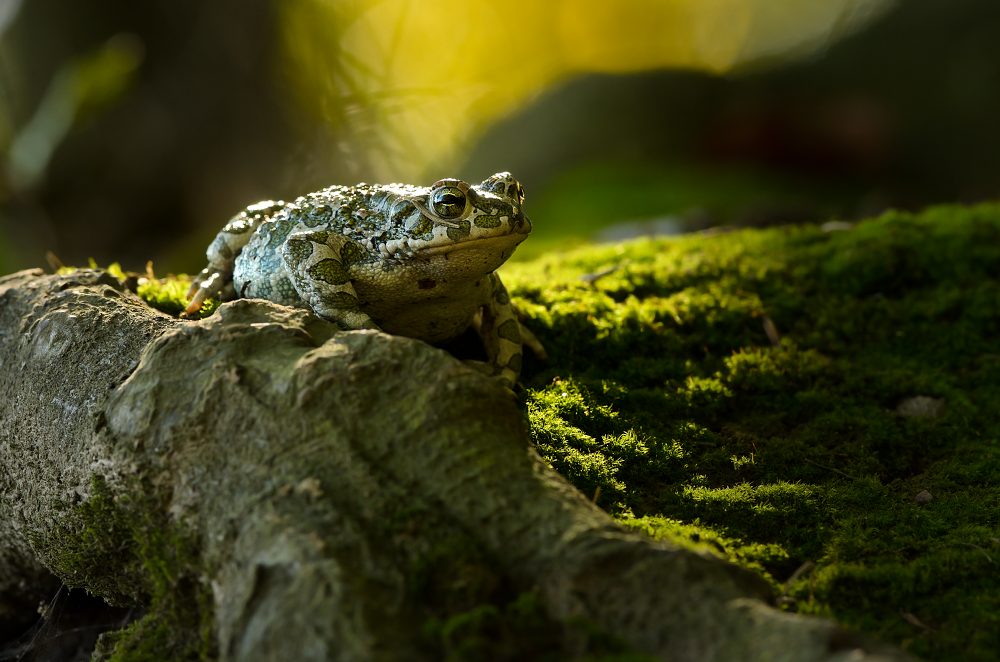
[512,182,525,205]
[430,186,467,219]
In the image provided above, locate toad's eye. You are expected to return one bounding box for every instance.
[511,182,525,204]
[430,186,467,220]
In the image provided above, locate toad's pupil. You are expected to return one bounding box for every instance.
[431,187,466,218]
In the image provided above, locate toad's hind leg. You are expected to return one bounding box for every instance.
[185,201,285,314]
[280,230,378,330]
[477,274,529,389]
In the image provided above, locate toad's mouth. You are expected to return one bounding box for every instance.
[415,231,528,257]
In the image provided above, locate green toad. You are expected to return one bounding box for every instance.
[186,173,543,387]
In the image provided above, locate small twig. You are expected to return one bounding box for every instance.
[803,457,861,481]
[783,560,815,588]
[900,610,935,631]
[45,251,64,272]
[580,262,627,285]
[761,315,781,347]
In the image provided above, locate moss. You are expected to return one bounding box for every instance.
[422,590,651,662]
[407,523,645,660]
[92,587,211,662]
[37,476,213,661]
[58,260,218,317]
[29,477,139,606]
[507,203,1000,661]
[136,273,217,318]
[620,515,790,583]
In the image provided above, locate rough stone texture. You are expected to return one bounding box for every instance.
[0,269,174,637]
[0,270,909,660]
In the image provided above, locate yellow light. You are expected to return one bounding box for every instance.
[279,0,895,180]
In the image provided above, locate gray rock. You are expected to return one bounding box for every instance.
[0,269,912,661]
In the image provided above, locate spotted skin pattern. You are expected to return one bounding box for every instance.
[187,173,543,387]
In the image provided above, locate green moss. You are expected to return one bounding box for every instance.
[422,590,651,662]
[31,475,147,605]
[397,510,647,660]
[507,203,1000,661]
[136,274,217,318]
[37,476,213,661]
[621,515,789,582]
[57,260,218,317]
[93,585,212,662]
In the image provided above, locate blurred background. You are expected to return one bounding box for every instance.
[0,0,998,273]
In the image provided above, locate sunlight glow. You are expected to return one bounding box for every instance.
[280,0,895,180]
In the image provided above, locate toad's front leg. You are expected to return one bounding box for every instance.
[281,230,379,331]
[477,273,544,389]
[185,201,285,315]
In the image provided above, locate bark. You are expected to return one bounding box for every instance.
[0,269,909,661]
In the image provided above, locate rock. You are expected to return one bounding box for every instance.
[0,270,909,661]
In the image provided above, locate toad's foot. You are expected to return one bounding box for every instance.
[184,268,231,316]
[517,318,548,362]
[462,360,518,399]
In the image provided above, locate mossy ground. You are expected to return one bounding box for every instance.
[505,203,1000,661]
[26,475,213,661]
[118,203,999,660]
[59,260,218,318]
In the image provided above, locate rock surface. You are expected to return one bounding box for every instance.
[0,269,905,660]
